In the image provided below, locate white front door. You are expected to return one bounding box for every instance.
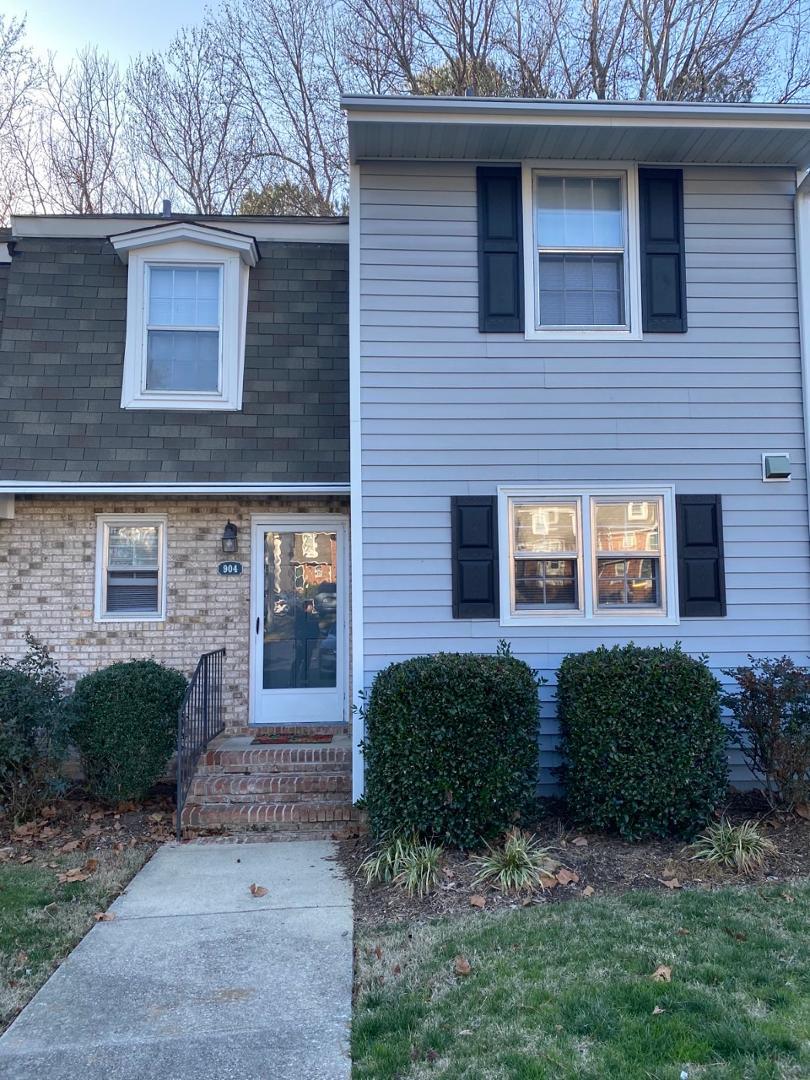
[250,516,347,725]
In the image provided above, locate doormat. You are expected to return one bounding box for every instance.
[251,733,334,745]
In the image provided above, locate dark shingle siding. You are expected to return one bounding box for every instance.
[0,237,348,483]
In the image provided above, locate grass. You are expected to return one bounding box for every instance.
[0,846,151,1031]
[353,883,810,1079]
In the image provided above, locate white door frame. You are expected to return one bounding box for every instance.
[249,513,349,726]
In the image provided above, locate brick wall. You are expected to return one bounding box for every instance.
[0,494,350,729]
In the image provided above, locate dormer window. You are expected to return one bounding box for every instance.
[111,222,258,411]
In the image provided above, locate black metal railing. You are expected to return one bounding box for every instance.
[176,648,226,841]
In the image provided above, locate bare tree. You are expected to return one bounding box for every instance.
[127,25,261,214]
[0,15,42,221]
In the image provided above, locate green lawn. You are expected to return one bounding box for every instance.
[0,847,150,1030]
[354,884,810,1079]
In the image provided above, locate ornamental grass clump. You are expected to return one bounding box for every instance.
[690,819,777,875]
[360,833,444,896]
[471,829,556,894]
[558,643,728,840]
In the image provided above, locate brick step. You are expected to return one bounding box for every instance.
[197,746,351,775]
[228,725,350,738]
[188,772,351,801]
[181,800,360,833]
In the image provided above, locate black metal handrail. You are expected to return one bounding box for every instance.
[176,648,226,841]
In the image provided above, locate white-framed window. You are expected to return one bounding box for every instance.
[522,164,642,341]
[111,223,256,411]
[95,515,167,621]
[499,486,678,625]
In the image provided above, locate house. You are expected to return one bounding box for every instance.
[0,212,355,833]
[342,97,810,799]
[3,99,810,826]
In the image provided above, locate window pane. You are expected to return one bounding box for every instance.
[539,254,623,327]
[535,175,623,249]
[107,525,159,569]
[596,558,659,607]
[106,570,159,613]
[513,502,578,554]
[515,559,578,609]
[146,329,219,391]
[148,267,220,327]
[594,499,660,554]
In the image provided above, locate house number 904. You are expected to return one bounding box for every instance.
[217,561,243,576]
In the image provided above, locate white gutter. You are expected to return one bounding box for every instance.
[348,162,365,803]
[0,482,350,495]
[795,171,810,545]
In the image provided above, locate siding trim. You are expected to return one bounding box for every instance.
[795,170,810,547]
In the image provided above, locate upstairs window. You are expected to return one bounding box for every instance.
[146,266,222,393]
[95,516,166,621]
[526,168,641,339]
[111,222,257,411]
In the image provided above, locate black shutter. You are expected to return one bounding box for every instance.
[451,496,499,618]
[639,168,687,333]
[676,495,726,617]
[477,167,523,333]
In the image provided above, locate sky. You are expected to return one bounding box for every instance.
[3,0,203,64]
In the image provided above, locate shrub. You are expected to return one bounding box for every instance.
[558,643,727,840]
[0,634,70,821]
[70,659,187,803]
[722,656,810,811]
[361,642,541,849]
[471,829,556,894]
[690,819,776,875]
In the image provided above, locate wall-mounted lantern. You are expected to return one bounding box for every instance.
[762,453,791,482]
[221,520,239,554]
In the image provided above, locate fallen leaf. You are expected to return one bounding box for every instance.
[13,822,36,837]
[41,806,58,819]
[374,945,383,960]
[469,894,486,909]
[724,927,747,942]
[572,836,588,847]
[90,810,105,821]
[652,964,672,982]
[58,869,90,884]
[676,927,690,936]
[454,955,472,976]
[83,824,101,837]
[538,873,558,890]
[13,950,28,967]
[426,1049,438,1063]
[248,883,268,898]
[582,885,595,897]
[0,848,12,862]
[82,858,99,874]
[60,840,81,853]
[18,855,33,864]
[556,868,580,886]
[782,892,796,903]
[652,1005,665,1015]
[94,912,116,922]
[392,964,401,975]
[659,877,682,890]
[795,803,810,821]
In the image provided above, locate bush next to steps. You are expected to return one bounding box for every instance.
[70,659,187,802]
[361,643,541,848]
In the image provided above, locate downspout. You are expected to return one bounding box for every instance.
[795,171,810,546]
[348,162,366,803]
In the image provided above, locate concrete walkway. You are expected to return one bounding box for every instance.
[0,841,353,1080]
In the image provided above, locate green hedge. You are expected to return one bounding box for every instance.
[361,645,541,849]
[558,644,728,840]
[70,659,187,803]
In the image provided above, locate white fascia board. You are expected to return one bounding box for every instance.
[342,95,810,129]
[794,171,810,541]
[12,216,348,244]
[0,481,350,495]
[110,222,259,266]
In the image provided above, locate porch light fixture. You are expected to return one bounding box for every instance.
[221,520,238,554]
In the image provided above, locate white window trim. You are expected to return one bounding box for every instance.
[115,232,251,411]
[143,263,224,395]
[498,485,679,626]
[94,513,168,622]
[521,161,643,342]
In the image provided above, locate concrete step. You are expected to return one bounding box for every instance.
[188,772,352,801]
[181,800,361,837]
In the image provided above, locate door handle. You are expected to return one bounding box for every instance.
[256,617,260,634]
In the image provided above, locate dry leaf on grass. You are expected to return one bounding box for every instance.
[454,955,472,976]
[60,840,81,853]
[248,883,268,898]
[581,885,595,897]
[652,964,672,982]
[469,894,486,909]
[556,868,580,886]
[676,927,690,936]
[18,855,33,864]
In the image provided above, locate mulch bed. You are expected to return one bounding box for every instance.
[0,788,176,867]
[339,793,810,927]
